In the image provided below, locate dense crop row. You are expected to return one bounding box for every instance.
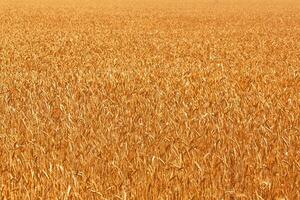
[0,1,299,199]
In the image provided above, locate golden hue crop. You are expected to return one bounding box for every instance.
[0,0,299,199]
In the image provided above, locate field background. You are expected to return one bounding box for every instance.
[0,0,299,199]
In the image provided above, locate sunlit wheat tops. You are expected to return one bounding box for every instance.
[0,0,299,199]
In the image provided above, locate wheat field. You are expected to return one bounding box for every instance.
[0,0,299,199]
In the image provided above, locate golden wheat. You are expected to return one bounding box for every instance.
[0,0,299,199]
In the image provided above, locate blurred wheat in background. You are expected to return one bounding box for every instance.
[0,0,299,199]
